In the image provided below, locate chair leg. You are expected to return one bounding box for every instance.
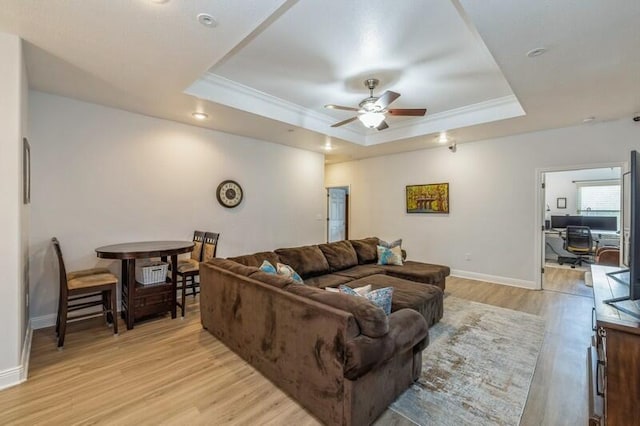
[57,297,68,348]
[111,286,118,336]
[192,276,199,298]
[102,291,110,325]
[181,274,187,317]
[55,295,62,336]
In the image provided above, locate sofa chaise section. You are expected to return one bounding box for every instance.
[200,259,428,426]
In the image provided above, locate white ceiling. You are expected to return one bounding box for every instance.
[1,0,639,163]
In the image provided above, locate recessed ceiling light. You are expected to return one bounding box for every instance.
[526,47,547,58]
[197,13,217,28]
[583,116,596,123]
[192,112,208,120]
[436,132,449,144]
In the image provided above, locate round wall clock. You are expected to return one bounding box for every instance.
[216,180,243,208]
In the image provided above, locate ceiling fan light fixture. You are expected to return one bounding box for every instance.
[358,112,385,129]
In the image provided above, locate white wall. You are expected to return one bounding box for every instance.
[29,91,326,324]
[545,168,620,217]
[0,33,29,389]
[326,119,638,288]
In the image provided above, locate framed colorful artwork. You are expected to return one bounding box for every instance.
[406,183,449,214]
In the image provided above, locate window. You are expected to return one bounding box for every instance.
[577,180,621,226]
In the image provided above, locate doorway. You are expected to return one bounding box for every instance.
[539,166,622,296]
[327,186,349,243]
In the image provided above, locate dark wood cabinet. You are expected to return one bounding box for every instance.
[128,280,174,320]
[589,265,640,426]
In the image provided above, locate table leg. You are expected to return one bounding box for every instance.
[121,261,127,322]
[170,254,178,319]
[127,259,136,330]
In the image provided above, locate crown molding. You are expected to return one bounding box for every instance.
[185,73,366,145]
[185,72,525,146]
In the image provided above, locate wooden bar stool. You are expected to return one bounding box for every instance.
[173,231,206,317]
[52,237,118,348]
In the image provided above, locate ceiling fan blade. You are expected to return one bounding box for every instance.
[331,116,359,127]
[376,120,389,131]
[374,91,400,109]
[324,104,360,112]
[387,108,427,116]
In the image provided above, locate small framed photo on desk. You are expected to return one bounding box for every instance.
[557,197,567,209]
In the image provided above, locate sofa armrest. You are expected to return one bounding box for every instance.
[343,308,428,380]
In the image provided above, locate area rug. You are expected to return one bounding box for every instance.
[389,296,546,426]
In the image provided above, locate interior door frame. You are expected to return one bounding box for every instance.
[326,185,350,243]
[534,161,626,290]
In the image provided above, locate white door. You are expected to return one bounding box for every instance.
[328,188,347,242]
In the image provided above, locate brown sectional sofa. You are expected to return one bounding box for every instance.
[199,237,449,425]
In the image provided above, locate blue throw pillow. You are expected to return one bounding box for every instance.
[376,245,403,266]
[338,285,394,315]
[259,260,277,274]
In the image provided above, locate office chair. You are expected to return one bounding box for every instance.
[560,226,598,268]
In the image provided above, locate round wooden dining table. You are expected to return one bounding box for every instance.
[96,241,194,329]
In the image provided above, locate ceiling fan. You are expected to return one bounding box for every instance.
[324,78,427,131]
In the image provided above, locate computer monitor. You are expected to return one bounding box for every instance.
[582,216,617,231]
[550,215,569,228]
[550,215,618,231]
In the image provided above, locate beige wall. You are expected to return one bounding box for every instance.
[28,91,326,325]
[0,33,29,389]
[326,118,638,288]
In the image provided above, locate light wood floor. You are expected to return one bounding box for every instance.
[0,274,593,425]
[543,264,593,297]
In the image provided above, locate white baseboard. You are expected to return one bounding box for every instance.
[31,313,57,330]
[0,320,32,391]
[451,269,537,290]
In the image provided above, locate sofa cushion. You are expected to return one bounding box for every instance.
[318,241,359,271]
[275,245,330,278]
[228,251,281,268]
[334,264,385,280]
[349,237,379,264]
[349,274,444,327]
[379,260,450,289]
[303,273,352,289]
[286,284,389,338]
[249,270,296,289]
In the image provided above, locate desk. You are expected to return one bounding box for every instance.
[96,241,194,329]
[544,229,620,262]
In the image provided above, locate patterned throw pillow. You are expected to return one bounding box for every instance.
[338,285,394,315]
[276,262,304,284]
[377,245,403,266]
[260,260,277,274]
[327,284,371,295]
[379,238,402,249]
